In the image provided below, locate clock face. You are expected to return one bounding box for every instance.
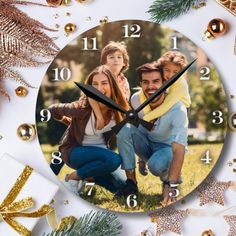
[36,20,228,213]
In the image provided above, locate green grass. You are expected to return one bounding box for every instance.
[42,143,223,212]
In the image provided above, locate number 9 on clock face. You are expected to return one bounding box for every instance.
[36,20,228,213]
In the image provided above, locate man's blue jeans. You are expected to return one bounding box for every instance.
[117,125,173,181]
[69,146,126,193]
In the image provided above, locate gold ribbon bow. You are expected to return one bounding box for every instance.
[0,166,55,236]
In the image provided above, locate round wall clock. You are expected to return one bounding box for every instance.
[36,20,228,213]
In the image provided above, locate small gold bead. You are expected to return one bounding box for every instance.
[64,23,76,33]
[15,86,28,97]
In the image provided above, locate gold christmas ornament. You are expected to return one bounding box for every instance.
[201,229,214,236]
[203,18,227,40]
[64,23,77,33]
[17,123,36,141]
[15,86,28,97]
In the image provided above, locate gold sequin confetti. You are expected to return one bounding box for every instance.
[15,86,28,97]
[63,200,69,205]
[50,199,55,204]
[66,12,71,16]
[99,16,109,25]
[227,161,233,167]
[233,169,236,173]
[230,95,235,99]
[224,215,236,236]
[197,176,231,206]
[149,207,189,235]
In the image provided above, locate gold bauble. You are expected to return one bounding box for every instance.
[204,18,227,40]
[17,123,36,141]
[15,86,28,97]
[201,229,214,236]
[64,23,77,33]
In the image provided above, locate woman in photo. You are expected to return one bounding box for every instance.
[48,65,129,195]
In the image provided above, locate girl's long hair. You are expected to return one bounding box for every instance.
[85,65,130,123]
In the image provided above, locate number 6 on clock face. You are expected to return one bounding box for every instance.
[36,20,228,213]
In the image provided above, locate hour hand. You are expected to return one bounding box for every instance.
[74,82,127,114]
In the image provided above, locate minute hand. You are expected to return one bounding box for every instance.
[74,82,127,114]
[135,59,196,113]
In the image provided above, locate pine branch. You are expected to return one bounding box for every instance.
[148,0,205,23]
[45,211,122,236]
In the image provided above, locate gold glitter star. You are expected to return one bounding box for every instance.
[149,206,189,236]
[224,215,236,236]
[197,176,231,206]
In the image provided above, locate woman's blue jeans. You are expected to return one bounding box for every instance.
[69,146,126,193]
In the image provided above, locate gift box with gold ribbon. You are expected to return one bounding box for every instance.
[0,153,59,236]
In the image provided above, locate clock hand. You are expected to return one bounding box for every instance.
[135,59,196,113]
[74,82,127,114]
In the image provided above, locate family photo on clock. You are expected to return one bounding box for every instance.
[36,20,228,212]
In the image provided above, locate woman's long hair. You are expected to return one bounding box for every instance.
[85,65,130,123]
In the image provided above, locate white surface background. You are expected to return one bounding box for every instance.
[0,0,236,235]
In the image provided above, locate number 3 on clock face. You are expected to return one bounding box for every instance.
[36,20,228,213]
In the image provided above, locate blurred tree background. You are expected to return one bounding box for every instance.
[36,20,228,145]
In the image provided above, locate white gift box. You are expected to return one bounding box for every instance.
[0,153,59,236]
